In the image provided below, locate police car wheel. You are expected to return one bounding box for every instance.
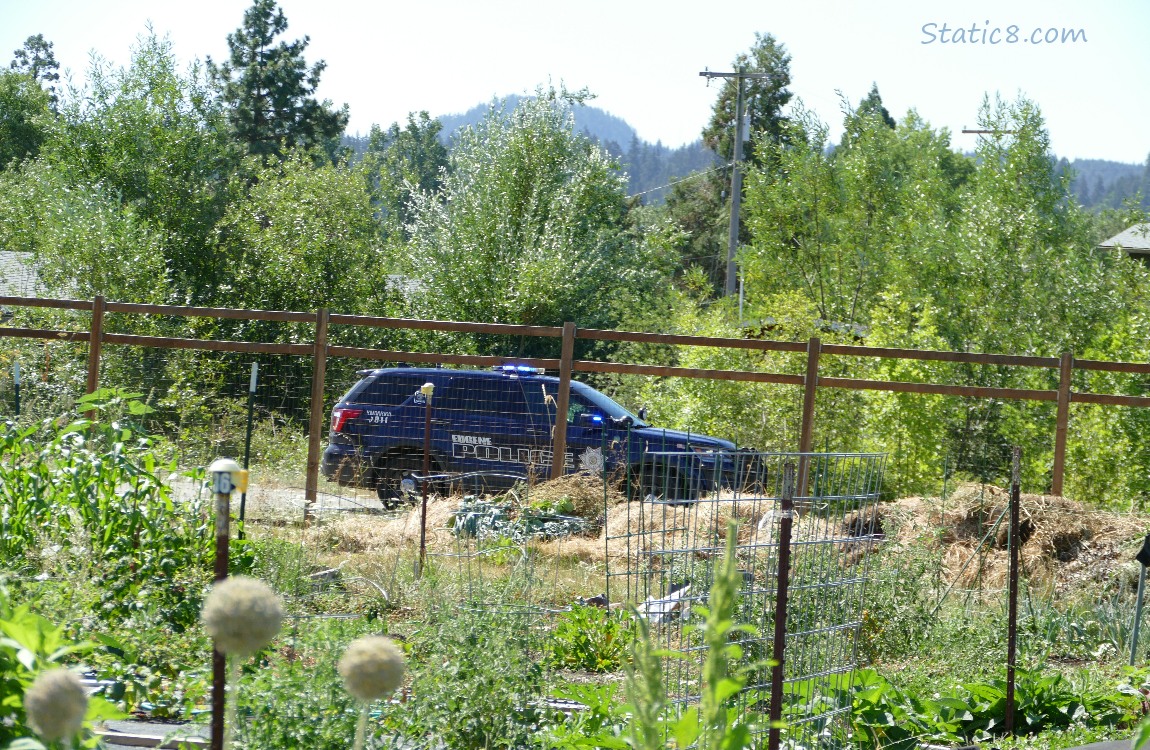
[374,451,423,509]
[375,472,413,509]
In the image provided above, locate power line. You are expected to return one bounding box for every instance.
[627,163,732,199]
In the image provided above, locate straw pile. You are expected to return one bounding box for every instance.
[876,483,1147,593]
[541,494,781,563]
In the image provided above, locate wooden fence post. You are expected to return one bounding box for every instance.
[304,309,329,511]
[1051,351,1073,496]
[85,295,105,396]
[798,337,821,499]
[551,322,576,480]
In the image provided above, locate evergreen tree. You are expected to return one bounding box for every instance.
[210,0,348,162]
[701,32,793,164]
[840,83,897,153]
[856,83,895,129]
[665,32,793,296]
[9,34,59,107]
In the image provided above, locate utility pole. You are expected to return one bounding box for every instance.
[700,68,770,297]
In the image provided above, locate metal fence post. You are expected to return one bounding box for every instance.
[767,461,796,750]
[238,362,258,540]
[1052,352,1072,495]
[551,322,576,480]
[1005,446,1021,736]
[304,309,329,512]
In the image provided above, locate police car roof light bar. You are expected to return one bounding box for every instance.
[494,364,545,375]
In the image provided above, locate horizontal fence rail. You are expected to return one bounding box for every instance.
[4,294,1150,500]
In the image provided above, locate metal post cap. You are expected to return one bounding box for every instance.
[208,458,248,494]
[208,457,243,475]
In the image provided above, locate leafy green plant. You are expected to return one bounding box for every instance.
[840,666,1137,748]
[545,604,635,673]
[0,581,125,747]
[231,618,365,750]
[0,389,215,630]
[385,607,549,749]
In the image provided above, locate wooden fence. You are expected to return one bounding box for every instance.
[3,294,1150,502]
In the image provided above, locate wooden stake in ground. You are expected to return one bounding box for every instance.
[206,459,249,750]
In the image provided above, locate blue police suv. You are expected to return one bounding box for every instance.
[321,365,739,507]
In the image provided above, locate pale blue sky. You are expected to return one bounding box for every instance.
[1,0,1146,163]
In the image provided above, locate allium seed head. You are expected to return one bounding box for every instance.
[338,636,406,702]
[24,668,88,742]
[201,576,284,655]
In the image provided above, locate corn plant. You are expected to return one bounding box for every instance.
[0,389,215,629]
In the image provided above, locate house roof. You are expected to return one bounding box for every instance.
[1100,223,1150,255]
[0,251,39,297]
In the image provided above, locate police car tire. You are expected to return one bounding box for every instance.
[373,450,421,507]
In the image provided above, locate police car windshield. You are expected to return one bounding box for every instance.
[572,383,648,427]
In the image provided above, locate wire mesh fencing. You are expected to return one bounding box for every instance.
[601,451,886,746]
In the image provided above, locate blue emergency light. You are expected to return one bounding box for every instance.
[494,364,545,375]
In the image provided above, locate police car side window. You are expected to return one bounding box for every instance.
[523,382,557,429]
[363,376,425,406]
[567,395,591,424]
[437,377,527,417]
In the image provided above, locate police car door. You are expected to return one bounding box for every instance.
[562,392,613,474]
[523,379,573,474]
[437,375,538,491]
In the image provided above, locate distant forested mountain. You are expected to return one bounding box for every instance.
[437,94,638,147]
[1063,157,1150,210]
[344,97,719,204]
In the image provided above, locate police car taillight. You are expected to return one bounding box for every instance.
[331,407,362,432]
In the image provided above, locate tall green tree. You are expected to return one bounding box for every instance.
[44,34,234,301]
[210,0,348,162]
[363,111,448,240]
[0,33,233,303]
[215,153,383,317]
[403,89,671,349]
[0,70,51,169]
[9,34,59,107]
[0,161,170,303]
